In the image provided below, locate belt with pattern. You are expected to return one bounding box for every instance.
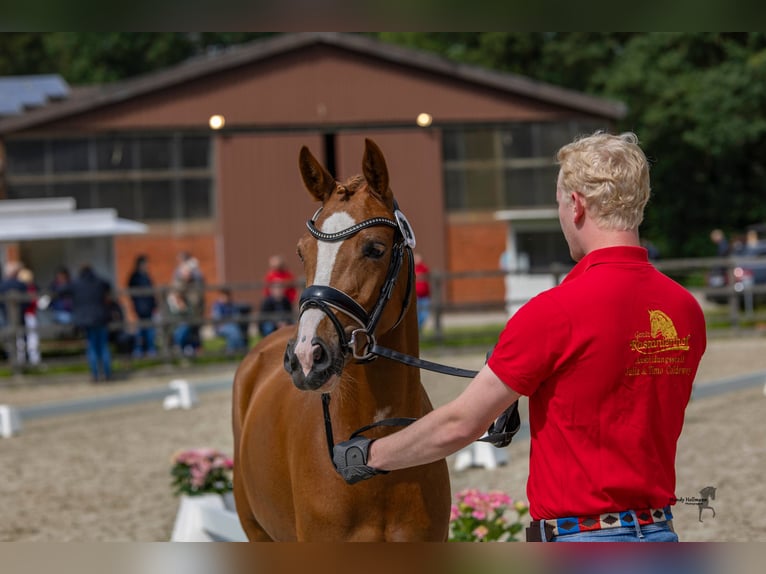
[527,506,673,541]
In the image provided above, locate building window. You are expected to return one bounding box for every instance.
[4,133,213,223]
[442,121,607,213]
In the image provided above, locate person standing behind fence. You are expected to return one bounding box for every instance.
[263,255,297,304]
[413,253,431,330]
[0,261,27,362]
[17,267,41,367]
[70,265,112,383]
[128,254,158,358]
[176,258,205,355]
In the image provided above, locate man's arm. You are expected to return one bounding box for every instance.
[367,364,521,472]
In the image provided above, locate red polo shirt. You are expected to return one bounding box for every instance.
[488,246,706,520]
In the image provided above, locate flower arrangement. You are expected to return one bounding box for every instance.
[448,488,529,542]
[170,448,234,497]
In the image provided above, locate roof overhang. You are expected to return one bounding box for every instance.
[0,197,147,242]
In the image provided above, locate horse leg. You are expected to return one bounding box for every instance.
[233,472,273,541]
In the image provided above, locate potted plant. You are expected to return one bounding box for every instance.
[448,488,529,542]
[169,448,242,541]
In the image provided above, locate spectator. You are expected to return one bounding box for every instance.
[264,255,297,304]
[17,267,41,367]
[0,261,26,324]
[0,261,28,361]
[48,266,74,326]
[173,254,205,355]
[212,289,247,353]
[258,281,293,338]
[70,265,113,383]
[167,286,195,357]
[413,253,431,330]
[127,254,158,358]
[744,229,759,253]
[710,228,730,257]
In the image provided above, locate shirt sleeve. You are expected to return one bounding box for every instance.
[487,292,571,397]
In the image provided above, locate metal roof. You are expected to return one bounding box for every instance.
[0,197,147,242]
[0,74,69,117]
[0,33,626,135]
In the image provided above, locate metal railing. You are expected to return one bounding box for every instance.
[0,254,764,374]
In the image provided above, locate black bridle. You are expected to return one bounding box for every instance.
[297,199,519,463]
[299,203,414,362]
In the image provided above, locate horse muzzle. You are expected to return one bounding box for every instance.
[284,337,344,391]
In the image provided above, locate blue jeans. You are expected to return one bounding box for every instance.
[134,324,156,355]
[85,325,112,381]
[549,522,678,542]
[416,297,430,329]
[217,323,245,351]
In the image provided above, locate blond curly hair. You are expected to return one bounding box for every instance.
[557,131,650,231]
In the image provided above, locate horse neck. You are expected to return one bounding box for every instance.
[343,303,423,415]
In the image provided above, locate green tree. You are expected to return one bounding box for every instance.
[603,33,766,256]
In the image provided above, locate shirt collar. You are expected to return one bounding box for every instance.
[562,246,649,283]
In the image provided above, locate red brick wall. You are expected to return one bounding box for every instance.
[446,220,507,304]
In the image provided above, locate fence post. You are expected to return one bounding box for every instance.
[158,286,174,366]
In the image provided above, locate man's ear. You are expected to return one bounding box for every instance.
[572,192,586,224]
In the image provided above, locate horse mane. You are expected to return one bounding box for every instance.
[334,175,366,201]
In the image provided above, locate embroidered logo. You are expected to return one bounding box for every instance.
[630,310,691,355]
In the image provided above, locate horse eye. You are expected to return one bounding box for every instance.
[296,248,304,263]
[363,242,386,260]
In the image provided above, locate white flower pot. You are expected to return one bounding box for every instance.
[170,492,246,542]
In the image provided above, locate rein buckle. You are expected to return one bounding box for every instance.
[350,329,376,361]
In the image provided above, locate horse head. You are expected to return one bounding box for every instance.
[283,139,415,392]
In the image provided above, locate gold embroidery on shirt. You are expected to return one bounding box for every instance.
[625,310,693,376]
[630,310,691,355]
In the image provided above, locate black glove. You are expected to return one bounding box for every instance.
[332,435,389,485]
[485,400,521,448]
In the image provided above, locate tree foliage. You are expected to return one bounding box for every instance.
[1,32,765,257]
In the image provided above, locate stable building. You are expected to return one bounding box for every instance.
[0,32,625,307]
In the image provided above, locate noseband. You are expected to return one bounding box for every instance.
[298,200,415,362]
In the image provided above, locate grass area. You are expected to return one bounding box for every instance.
[420,323,505,351]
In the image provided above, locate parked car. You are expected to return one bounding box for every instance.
[706,239,766,306]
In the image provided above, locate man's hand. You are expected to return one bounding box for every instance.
[332,435,389,485]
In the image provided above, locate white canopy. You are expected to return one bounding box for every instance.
[0,197,147,242]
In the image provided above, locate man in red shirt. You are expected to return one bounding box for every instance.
[333,132,707,542]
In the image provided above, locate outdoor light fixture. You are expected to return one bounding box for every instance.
[416,113,433,127]
[209,114,226,130]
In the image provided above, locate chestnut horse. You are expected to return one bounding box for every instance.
[232,139,451,541]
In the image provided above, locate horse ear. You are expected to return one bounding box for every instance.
[362,139,393,209]
[299,146,335,202]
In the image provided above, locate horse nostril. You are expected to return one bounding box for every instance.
[312,344,324,363]
[284,341,300,374]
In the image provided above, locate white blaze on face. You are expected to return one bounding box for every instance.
[294,211,356,375]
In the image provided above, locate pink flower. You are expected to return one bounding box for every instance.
[472,509,487,521]
[472,525,489,540]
